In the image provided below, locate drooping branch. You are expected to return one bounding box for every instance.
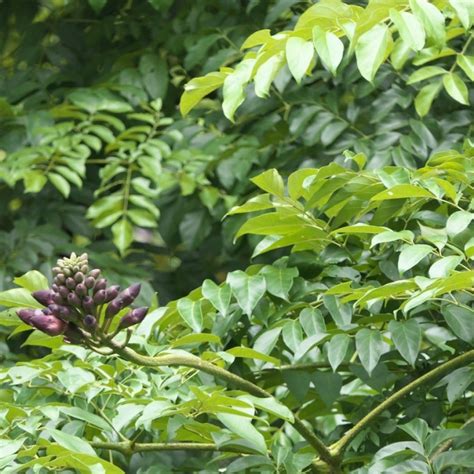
[330,349,474,457]
[105,340,337,468]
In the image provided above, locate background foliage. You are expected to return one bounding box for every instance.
[0,0,473,472]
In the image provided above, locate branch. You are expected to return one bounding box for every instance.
[105,340,336,467]
[91,440,254,455]
[330,349,474,457]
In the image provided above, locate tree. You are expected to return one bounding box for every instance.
[0,0,473,472]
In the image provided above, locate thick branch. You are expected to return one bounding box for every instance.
[91,440,253,455]
[330,349,474,457]
[105,341,336,467]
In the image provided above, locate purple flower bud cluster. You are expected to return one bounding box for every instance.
[16,252,149,344]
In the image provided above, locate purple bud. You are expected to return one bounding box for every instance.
[93,278,107,293]
[30,313,67,336]
[66,277,76,290]
[58,286,69,298]
[82,296,95,313]
[75,283,87,297]
[17,309,35,325]
[48,304,72,320]
[84,314,97,329]
[42,308,53,315]
[32,290,54,306]
[93,289,106,304]
[105,285,120,303]
[53,293,65,305]
[74,272,84,283]
[51,284,59,292]
[89,269,101,279]
[119,307,148,329]
[67,293,81,306]
[85,277,95,289]
[105,298,123,318]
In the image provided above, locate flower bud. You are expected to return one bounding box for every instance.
[74,272,84,283]
[72,265,80,273]
[32,290,54,306]
[105,298,123,318]
[89,269,101,279]
[48,304,72,321]
[66,277,76,290]
[17,309,35,325]
[82,296,95,313]
[52,267,61,275]
[93,278,107,293]
[119,307,148,329]
[105,285,120,303]
[80,265,88,273]
[84,314,97,329]
[63,268,72,277]
[85,276,95,289]
[55,273,66,284]
[51,284,59,292]
[53,293,65,305]
[58,286,69,298]
[42,308,53,315]
[30,313,67,336]
[67,292,81,306]
[75,283,87,297]
[93,289,106,304]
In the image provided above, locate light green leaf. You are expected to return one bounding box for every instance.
[222,58,255,121]
[327,333,351,372]
[180,72,227,116]
[286,37,314,83]
[227,346,279,365]
[227,271,266,316]
[0,288,43,309]
[388,319,421,366]
[428,256,462,278]
[251,169,284,197]
[177,298,203,332]
[390,9,425,51]
[227,194,273,215]
[48,429,96,456]
[446,210,473,236]
[49,172,71,198]
[457,55,474,81]
[171,333,221,347]
[260,265,298,300]
[111,218,133,254]
[355,328,384,376]
[355,23,392,82]
[13,270,49,292]
[299,307,326,337]
[443,72,469,105]
[202,279,232,316]
[442,305,474,344]
[312,26,344,75]
[323,295,352,328]
[254,53,284,98]
[282,320,303,353]
[415,81,441,117]
[371,184,434,200]
[407,66,446,84]
[398,244,433,273]
[60,407,112,432]
[332,224,388,235]
[410,0,445,46]
[23,171,47,193]
[371,230,414,247]
[244,395,294,422]
[449,0,474,30]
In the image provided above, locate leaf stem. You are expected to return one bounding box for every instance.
[330,349,474,457]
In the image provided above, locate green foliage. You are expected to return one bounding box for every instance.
[0,0,473,472]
